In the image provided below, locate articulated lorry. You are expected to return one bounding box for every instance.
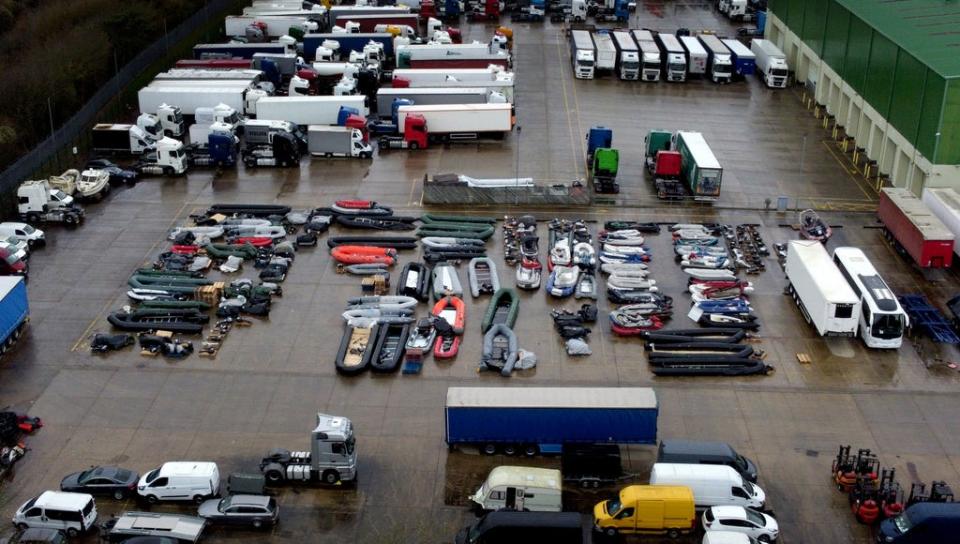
[592,31,617,74]
[611,30,639,80]
[391,67,512,86]
[678,36,707,78]
[698,34,732,84]
[303,33,395,61]
[751,39,788,88]
[332,13,420,33]
[224,15,321,38]
[397,103,512,141]
[631,30,661,82]
[721,38,755,77]
[259,413,358,485]
[0,277,28,358]
[785,240,860,337]
[654,33,686,82]
[570,30,596,79]
[396,41,510,69]
[674,131,722,201]
[375,87,505,117]
[138,84,267,119]
[445,387,658,455]
[644,129,683,199]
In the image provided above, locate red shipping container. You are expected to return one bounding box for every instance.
[878,188,954,268]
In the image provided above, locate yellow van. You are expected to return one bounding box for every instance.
[593,485,696,538]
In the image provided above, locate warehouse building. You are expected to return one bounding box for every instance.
[766,0,960,194]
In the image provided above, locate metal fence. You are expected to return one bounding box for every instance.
[0,0,241,203]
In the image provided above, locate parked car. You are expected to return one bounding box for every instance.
[85,159,138,185]
[0,223,44,249]
[703,506,778,542]
[60,466,140,500]
[0,528,66,544]
[197,495,278,529]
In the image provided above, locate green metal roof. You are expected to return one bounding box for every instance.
[836,0,960,78]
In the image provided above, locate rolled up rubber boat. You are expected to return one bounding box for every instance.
[432,262,463,300]
[421,237,486,249]
[424,249,487,263]
[481,288,519,333]
[203,243,259,260]
[326,236,418,250]
[646,342,755,358]
[330,200,393,216]
[347,295,419,312]
[650,359,772,376]
[340,263,390,275]
[468,257,500,298]
[604,221,661,233]
[128,274,214,294]
[206,204,291,217]
[139,300,211,311]
[600,262,648,274]
[341,308,414,323]
[168,226,224,240]
[335,215,417,231]
[335,318,378,375]
[421,213,495,225]
[223,225,286,239]
[480,323,519,377]
[417,225,495,240]
[108,308,208,334]
[397,262,430,301]
[641,328,747,343]
[370,322,410,373]
[227,236,273,247]
[699,313,760,330]
[331,245,397,265]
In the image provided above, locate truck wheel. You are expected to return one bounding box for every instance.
[523,444,538,457]
[482,443,497,455]
[503,444,517,456]
[409,141,419,150]
[265,470,283,483]
[26,213,39,224]
[360,152,371,159]
[15,523,27,531]
[604,527,617,538]
[64,215,77,227]
[66,528,78,538]
[322,470,340,485]
[162,166,173,176]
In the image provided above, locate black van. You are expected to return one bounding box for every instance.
[877,502,960,543]
[657,439,758,482]
[455,511,590,544]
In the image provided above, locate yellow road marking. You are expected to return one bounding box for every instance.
[556,31,581,180]
[821,140,875,201]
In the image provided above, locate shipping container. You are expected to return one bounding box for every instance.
[878,188,954,268]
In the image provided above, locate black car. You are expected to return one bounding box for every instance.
[0,528,66,544]
[60,466,139,500]
[85,159,138,185]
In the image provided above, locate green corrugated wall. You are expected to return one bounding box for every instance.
[768,0,956,164]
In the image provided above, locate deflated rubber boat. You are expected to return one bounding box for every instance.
[479,323,519,377]
[370,321,410,373]
[335,318,378,375]
[335,215,417,231]
[432,262,463,300]
[432,296,465,358]
[397,262,430,301]
[326,236,418,250]
[641,328,747,344]
[331,200,393,216]
[468,257,500,298]
[574,273,598,300]
[108,308,208,334]
[481,288,519,333]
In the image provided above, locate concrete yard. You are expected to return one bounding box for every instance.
[1,2,959,543]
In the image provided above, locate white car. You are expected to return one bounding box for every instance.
[703,506,779,542]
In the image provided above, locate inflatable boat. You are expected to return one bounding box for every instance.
[468,257,500,298]
[331,245,397,265]
[515,259,542,290]
[370,322,410,373]
[481,288,519,333]
[335,319,378,375]
[432,262,463,300]
[397,262,430,301]
[479,324,519,377]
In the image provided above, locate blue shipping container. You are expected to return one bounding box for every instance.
[445,387,658,453]
[0,277,29,345]
[302,33,394,62]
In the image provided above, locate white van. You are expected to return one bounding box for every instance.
[470,466,562,512]
[137,462,221,504]
[649,463,765,509]
[12,491,98,537]
[0,223,45,248]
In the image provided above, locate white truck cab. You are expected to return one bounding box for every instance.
[12,491,98,537]
[751,39,789,88]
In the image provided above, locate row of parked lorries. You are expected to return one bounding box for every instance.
[570,28,788,88]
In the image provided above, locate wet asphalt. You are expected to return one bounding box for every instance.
[1,2,959,544]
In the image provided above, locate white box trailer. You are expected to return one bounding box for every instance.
[391,67,512,86]
[154,69,265,84]
[255,95,368,126]
[224,15,319,37]
[785,240,860,336]
[397,103,513,137]
[922,187,960,257]
[592,32,617,73]
[138,85,262,118]
[679,35,708,76]
[376,87,493,117]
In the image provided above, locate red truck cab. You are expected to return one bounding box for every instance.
[654,150,682,178]
[403,114,428,149]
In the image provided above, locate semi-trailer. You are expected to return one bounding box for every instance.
[444,387,658,455]
[390,73,515,102]
[721,38,755,77]
[697,34,733,84]
[630,30,661,82]
[174,59,253,70]
[224,15,321,37]
[374,87,503,117]
[751,39,788,88]
[396,42,510,69]
[654,33,686,82]
[678,35,707,78]
[138,85,267,119]
[0,277,29,358]
[673,131,722,201]
[328,5,412,23]
[391,67,513,86]
[785,240,861,337]
[154,69,266,84]
[193,42,291,60]
[303,33,395,61]
[380,102,513,148]
[592,31,617,75]
[922,188,960,258]
[878,188,954,269]
[91,124,156,155]
[307,126,373,158]
[570,30,596,79]
[332,13,420,33]
[254,96,368,126]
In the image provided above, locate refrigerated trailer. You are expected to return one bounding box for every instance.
[396,102,513,141]
[785,240,860,337]
[721,38,755,77]
[592,31,617,74]
[193,42,291,60]
[922,187,960,258]
[255,95,368,126]
[632,30,661,82]
[698,34,733,84]
[570,30,596,79]
[751,39,788,88]
[878,188,954,269]
[224,15,321,37]
[375,87,496,117]
[678,36,707,77]
[445,387,658,455]
[674,131,722,201]
[654,33,686,82]
[391,67,512,86]
[138,85,266,118]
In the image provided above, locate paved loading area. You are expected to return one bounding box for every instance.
[1,2,959,543]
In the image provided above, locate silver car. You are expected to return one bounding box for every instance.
[197,495,278,529]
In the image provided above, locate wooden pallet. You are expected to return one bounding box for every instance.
[796,353,812,364]
[361,274,390,295]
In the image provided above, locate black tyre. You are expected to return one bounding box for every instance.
[409,141,419,150]
[26,213,39,224]
[322,470,340,485]
[758,537,771,543]
[667,528,680,538]
[15,523,27,531]
[146,494,159,504]
[604,527,617,538]
[265,470,283,483]
[482,443,497,455]
[193,495,205,504]
[64,214,77,226]
[523,444,538,457]
[113,489,125,500]
[503,444,517,456]
[66,528,79,538]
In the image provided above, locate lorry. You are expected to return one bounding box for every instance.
[391,66,513,86]
[721,38,756,77]
[610,31,639,80]
[0,277,28,357]
[303,33,394,62]
[392,75,515,102]
[698,34,733,84]
[224,15,321,38]
[396,42,510,69]
[395,103,513,143]
[922,187,960,258]
[467,0,501,21]
[444,386,658,455]
[591,31,616,74]
[673,131,722,201]
[878,188,954,269]
[138,84,267,119]
[134,137,190,176]
[589,0,628,22]
[585,126,612,167]
[751,38,788,88]
[242,119,308,152]
[307,126,373,158]
[91,124,156,155]
[154,69,267,85]
[136,103,185,138]
[189,104,243,144]
[187,125,239,167]
[16,180,85,226]
[174,58,254,70]
[375,87,504,117]
[255,95,368,126]
[644,129,683,198]
[333,13,420,33]
[259,413,357,485]
[654,33,687,82]
[570,30,596,79]
[678,35,707,78]
[631,30,661,81]
[193,42,291,60]
[785,240,861,336]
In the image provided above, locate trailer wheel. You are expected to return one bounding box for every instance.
[66,528,79,538]
[523,444,538,457]
[503,444,517,456]
[322,470,340,485]
[265,470,283,483]
[26,213,39,224]
[64,214,77,227]
[482,443,497,455]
